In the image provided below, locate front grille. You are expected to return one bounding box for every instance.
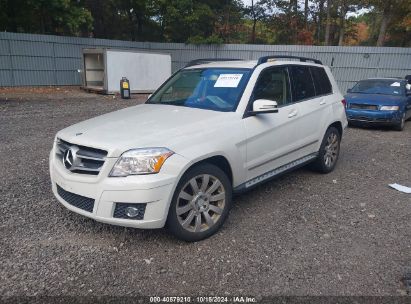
[350,103,378,110]
[56,184,95,213]
[55,138,107,175]
[113,203,146,220]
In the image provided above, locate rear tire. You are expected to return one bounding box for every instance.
[312,126,341,174]
[166,163,232,242]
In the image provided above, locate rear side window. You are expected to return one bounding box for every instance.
[310,67,332,95]
[289,66,316,101]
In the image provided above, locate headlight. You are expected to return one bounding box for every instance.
[380,106,399,111]
[109,148,174,177]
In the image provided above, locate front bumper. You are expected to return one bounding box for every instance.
[346,109,402,125]
[50,150,188,229]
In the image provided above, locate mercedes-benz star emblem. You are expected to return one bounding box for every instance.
[63,147,79,170]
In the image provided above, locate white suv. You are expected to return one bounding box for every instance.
[50,56,347,241]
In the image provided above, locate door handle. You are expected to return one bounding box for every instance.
[320,100,326,105]
[288,109,298,118]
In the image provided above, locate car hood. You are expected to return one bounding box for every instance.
[57,104,234,157]
[345,93,406,105]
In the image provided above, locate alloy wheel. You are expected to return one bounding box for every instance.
[324,132,339,168]
[176,174,226,233]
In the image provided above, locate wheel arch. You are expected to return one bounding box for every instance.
[181,155,234,186]
[329,121,343,137]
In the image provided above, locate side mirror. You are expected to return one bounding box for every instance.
[249,99,278,115]
[347,88,352,93]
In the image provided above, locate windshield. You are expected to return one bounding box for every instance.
[147,68,251,112]
[351,79,405,96]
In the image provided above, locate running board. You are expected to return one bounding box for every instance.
[233,152,318,194]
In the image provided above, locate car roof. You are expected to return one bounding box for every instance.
[184,59,324,70]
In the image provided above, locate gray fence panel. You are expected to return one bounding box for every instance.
[56,71,82,85]
[54,44,84,58]
[13,70,55,86]
[55,58,82,70]
[0,70,12,86]
[11,56,54,70]
[10,40,54,57]
[0,56,11,69]
[0,32,410,93]
[0,40,10,54]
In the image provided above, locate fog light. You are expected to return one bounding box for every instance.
[125,206,140,218]
[114,203,146,220]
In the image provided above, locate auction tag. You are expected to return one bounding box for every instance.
[390,82,400,87]
[214,74,243,88]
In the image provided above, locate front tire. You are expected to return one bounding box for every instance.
[312,126,341,174]
[166,163,232,242]
[393,112,405,131]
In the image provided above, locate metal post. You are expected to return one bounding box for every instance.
[8,39,15,86]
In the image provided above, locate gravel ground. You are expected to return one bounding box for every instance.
[0,88,410,298]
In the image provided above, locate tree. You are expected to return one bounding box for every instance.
[213,0,244,43]
[332,0,360,46]
[1,0,410,46]
[244,0,267,43]
[29,0,93,35]
[324,0,331,45]
[0,0,93,36]
[369,0,410,46]
[314,0,325,43]
[357,0,410,46]
[304,0,309,27]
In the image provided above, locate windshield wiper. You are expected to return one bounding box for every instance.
[158,100,186,106]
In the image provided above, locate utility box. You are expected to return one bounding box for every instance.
[82,48,171,94]
[120,77,130,99]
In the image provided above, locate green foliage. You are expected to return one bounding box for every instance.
[1,0,93,35]
[0,0,409,46]
[187,34,223,45]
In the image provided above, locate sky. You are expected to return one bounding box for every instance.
[239,0,369,17]
[241,0,252,5]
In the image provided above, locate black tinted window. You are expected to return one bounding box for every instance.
[253,67,291,106]
[311,67,332,95]
[289,66,316,101]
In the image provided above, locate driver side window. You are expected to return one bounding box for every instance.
[253,67,291,106]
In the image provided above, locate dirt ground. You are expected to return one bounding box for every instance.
[0,86,149,103]
[0,87,410,298]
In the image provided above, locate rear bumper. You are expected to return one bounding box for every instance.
[346,109,402,125]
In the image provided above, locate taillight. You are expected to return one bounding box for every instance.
[341,99,347,108]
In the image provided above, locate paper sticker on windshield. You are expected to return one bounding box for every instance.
[390,82,401,87]
[214,74,243,88]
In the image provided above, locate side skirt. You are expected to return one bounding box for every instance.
[233,152,318,194]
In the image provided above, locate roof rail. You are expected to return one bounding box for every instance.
[257,55,322,65]
[185,58,243,67]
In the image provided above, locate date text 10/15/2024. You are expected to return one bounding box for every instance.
[149,296,257,303]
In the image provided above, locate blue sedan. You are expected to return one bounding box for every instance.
[345,78,411,131]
